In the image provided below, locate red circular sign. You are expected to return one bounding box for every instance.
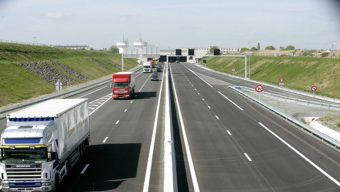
[255,84,264,93]
[311,85,317,92]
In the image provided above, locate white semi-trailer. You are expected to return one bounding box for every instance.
[0,99,90,192]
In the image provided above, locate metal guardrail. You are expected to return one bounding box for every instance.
[237,86,340,110]
[230,86,340,149]
[196,64,340,105]
[0,66,141,119]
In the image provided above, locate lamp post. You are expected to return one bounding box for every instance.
[116,40,128,72]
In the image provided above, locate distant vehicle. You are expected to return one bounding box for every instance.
[112,72,135,99]
[142,61,152,73]
[156,64,162,72]
[151,71,158,81]
[0,99,90,192]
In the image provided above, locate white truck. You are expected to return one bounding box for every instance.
[0,99,90,192]
[142,61,152,73]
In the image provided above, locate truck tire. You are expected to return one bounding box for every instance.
[53,174,60,191]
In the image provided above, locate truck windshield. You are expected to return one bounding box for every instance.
[1,148,47,163]
[113,82,128,88]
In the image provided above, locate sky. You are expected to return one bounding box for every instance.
[0,0,339,50]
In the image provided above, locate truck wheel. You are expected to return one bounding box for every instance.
[53,175,60,191]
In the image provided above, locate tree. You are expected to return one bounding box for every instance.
[285,45,295,50]
[109,46,119,54]
[265,45,275,50]
[279,46,285,50]
[257,42,260,50]
[250,47,258,51]
[240,48,249,53]
[209,46,219,54]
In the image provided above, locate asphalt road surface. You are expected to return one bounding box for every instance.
[170,63,340,191]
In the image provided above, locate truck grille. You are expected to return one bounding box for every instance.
[6,164,42,180]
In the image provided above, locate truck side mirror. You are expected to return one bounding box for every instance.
[50,152,57,160]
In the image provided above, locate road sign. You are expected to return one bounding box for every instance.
[55,79,63,92]
[279,78,285,86]
[311,85,317,92]
[255,84,264,93]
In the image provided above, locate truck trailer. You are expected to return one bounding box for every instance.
[0,99,90,191]
[112,72,135,99]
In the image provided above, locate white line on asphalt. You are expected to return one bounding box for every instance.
[258,122,340,187]
[143,62,166,192]
[215,115,220,120]
[89,93,112,116]
[115,120,120,125]
[187,68,213,88]
[80,164,90,175]
[244,153,252,162]
[208,105,211,109]
[170,64,200,192]
[138,73,152,92]
[198,92,200,95]
[80,86,107,98]
[102,137,108,143]
[227,130,232,136]
[130,101,133,104]
[202,98,205,101]
[194,88,197,91]
[217,91,244,111]
[124,109,127,112]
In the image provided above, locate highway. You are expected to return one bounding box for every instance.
[57,68,166,191]
[170,63,340,191]
[1,62,340,191]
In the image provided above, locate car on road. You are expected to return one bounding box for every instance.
[151,71,158,81]
[156,64,162,72]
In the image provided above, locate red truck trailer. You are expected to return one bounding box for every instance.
[112,72,135,99]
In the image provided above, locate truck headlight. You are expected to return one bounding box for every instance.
[1,182,9,188]
[42,182,52,186]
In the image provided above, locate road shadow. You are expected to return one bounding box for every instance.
[58,143,141,192]
[133,91,157,100]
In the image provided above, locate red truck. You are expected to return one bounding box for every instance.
[112,72,135,99]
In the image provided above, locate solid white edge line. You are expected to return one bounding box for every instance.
[80,86,107,98]
[142,62,166,192]
[170,64,200,192]
[227,130,232,136]
[89,93,112,116]
[115,120,120,125]
[80,164,90,175]
[217,91,244,111]
[244,153,252,162]
[258,122,340,187]
[102,137,108,143]
[164,62,177,192]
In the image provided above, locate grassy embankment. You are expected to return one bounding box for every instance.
[0,43,137,107]
[203,56,340,99]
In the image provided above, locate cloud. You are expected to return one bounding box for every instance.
[45,12,68,19]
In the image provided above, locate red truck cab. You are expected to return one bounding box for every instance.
[112,72,135,99]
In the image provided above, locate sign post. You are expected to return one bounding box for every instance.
[55,79,62,93]
[279,78,285,86]
[311,85,317,94]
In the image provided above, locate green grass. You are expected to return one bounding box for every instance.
[0,43,137,107]
[203,56,340,98]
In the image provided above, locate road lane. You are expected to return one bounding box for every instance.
[57,70,165,191]
[171,63,340,191]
